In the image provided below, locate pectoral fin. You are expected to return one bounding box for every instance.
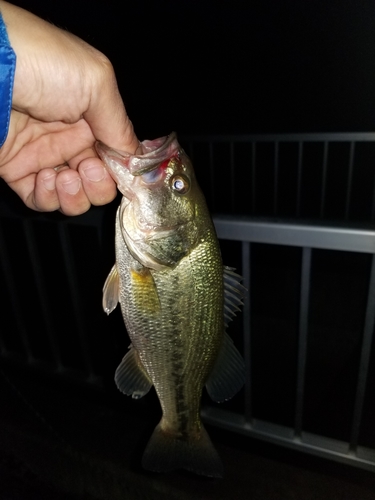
[206,333,245,403]
[102,264,119,315]
[130,267,161,314]
[115,345,153,399]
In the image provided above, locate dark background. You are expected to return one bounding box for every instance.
[10,0,375,138]
[1,3,375,498]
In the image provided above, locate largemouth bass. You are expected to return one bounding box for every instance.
[96,133,245,478]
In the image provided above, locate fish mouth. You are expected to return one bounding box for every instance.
[95,132,180,177]
[131,132,180,176]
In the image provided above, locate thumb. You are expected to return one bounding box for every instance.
[83,59,139,153]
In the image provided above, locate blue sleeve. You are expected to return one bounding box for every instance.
[0,12,15,148]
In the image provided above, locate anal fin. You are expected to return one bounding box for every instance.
[115,345,153,399]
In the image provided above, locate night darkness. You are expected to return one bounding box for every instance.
[2,3,375,498]
[10,0,375,138]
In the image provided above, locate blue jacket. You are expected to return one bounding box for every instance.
[0,13,15,148]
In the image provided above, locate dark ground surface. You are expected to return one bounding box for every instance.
[1,360,375,500]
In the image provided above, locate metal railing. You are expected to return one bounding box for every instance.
[182,132,375,222]
[0,206,110,385]
[203,216,375,472]
[1,132,375,472]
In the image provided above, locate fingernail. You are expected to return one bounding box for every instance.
[62,178,81,195]
[83,165,105,182]
[42,174,56,191]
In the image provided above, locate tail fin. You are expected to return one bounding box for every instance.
[142,420,223,478]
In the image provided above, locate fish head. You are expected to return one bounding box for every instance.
[95,133,206,270]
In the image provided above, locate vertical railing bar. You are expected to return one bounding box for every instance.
[0,220,33,360]
[371,167,375,223]
[295,246,312,437]
[296,141,303,217]
[23,219,63,370]
[349,253,375,452]
[59,222,96,380]
[242,241,252,422]
[320,141,328,218]
[252,142,256,214]
[274,141,279,216]
[230,141,235,212]
[345,141,355,220]
[209,141,215,211]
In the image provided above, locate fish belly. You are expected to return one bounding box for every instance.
[116,222,224,476]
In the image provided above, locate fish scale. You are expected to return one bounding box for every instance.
[97,133,245,477]
[116,214,223,435]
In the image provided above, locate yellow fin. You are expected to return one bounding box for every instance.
[130,267,160,314]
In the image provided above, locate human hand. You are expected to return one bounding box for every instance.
[0,1,139,215]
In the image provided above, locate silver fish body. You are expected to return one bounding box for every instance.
[97,133,245,477]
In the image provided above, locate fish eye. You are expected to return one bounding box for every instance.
[170,174,190,194]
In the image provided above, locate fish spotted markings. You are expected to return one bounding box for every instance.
[97,133,245,477]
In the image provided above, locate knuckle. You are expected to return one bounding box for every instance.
[92,51,115,83]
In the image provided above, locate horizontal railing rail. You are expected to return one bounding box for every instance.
[183,132,375,142]
[214,216,375,253]
[207,215,375,472]
[2,130,375,472]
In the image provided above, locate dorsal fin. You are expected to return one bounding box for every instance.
[223,266,246,328]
